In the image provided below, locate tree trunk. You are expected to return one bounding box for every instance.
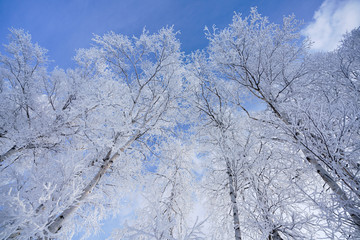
[47,133,140,234]
[267,101,360,228]
[226,159,242,240]
[304,153,360,227]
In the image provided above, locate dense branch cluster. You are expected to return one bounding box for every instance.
[0,9,360,240]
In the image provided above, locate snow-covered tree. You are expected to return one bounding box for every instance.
[205,8,360,237]
[189,61,322,239]
[110,139,205,240]
[0,27,186,239]
[1,9,359,240]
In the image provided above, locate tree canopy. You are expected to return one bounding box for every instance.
[1,9,360,240]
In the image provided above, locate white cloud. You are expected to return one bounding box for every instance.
[303,0,360,51]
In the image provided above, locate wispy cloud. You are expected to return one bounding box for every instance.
[303,0,360,51]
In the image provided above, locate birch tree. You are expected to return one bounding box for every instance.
[190,55,243,239]
[0,27,186,239]
[190,56,313,239]
[205,8,360,237]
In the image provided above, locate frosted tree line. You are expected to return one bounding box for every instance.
[0,8,359,239]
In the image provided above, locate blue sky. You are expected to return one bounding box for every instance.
[1,0,360,239]
[0,0,326,69]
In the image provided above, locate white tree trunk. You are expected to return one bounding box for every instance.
[272,103,360,228]
[304,152,360,227]
[226,159,242,240]
[47,133,140,234]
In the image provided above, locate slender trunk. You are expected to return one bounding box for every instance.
[226,159,242,240]
[267,101,360,228]
[305,153,360,227]
[47,133,139,234]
